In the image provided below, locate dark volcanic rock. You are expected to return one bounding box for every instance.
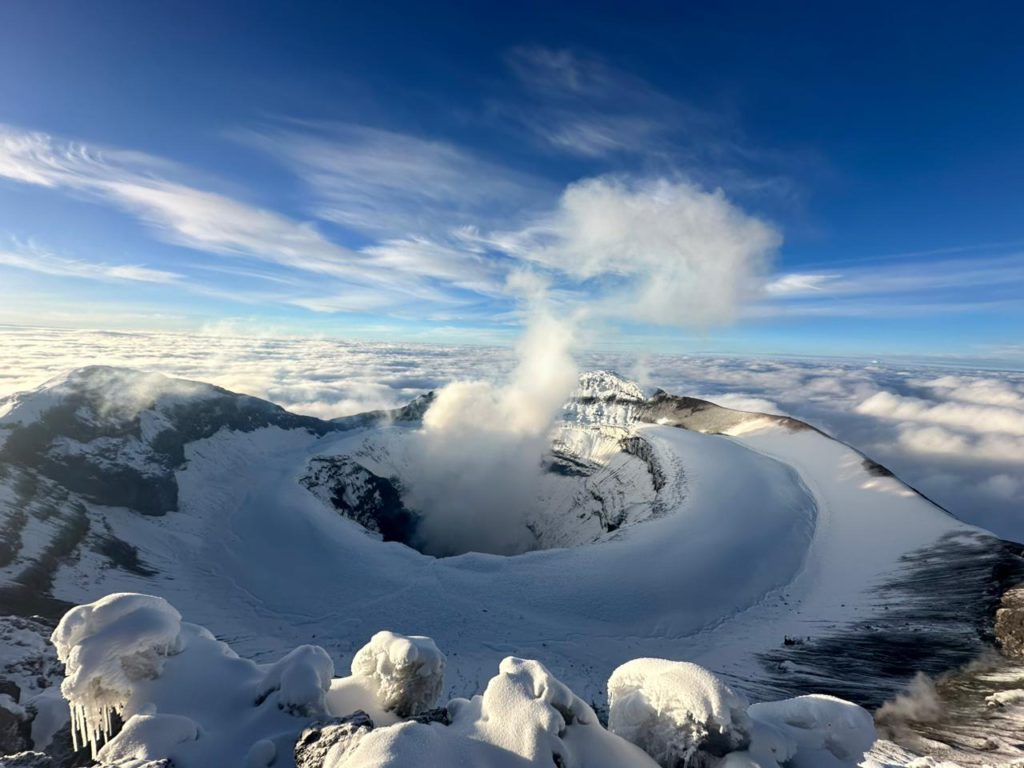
[0,697,30,759]
[757,533,1024,709]
[409,707,450,726]
[301,457,418,543]
[294,711,374,768]
[330,392,435,430]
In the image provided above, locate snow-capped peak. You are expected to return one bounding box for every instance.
[0,366,215,429]
[563,371,647,428]
[571,370,647,404]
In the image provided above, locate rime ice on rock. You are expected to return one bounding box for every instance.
[50,594,183,758]
[95,713,198,765]
[44,594,878,767]
[328,656,661,768]
[348,631,445,718]
[608,659,875,768]
[608,658,753,767]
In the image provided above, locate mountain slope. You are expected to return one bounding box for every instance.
[0,366,1020,764]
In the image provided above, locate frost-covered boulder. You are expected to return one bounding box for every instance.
[44,594,874,768]
[448,656,596,765]
[258,645,334,717]
[342,632,445,718]
[608,658,752,767]
[50,593,183,757]
[607,659,873,768]
[745,695,874,767]
[50,593,343,766]
[327,657,659,768]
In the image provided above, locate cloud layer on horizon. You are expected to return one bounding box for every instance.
[2,326,1022,542]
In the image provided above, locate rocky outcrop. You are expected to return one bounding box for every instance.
[294,712,374,768]
[0,697,30,758]
[995,584,1024,658]
[300,458,417,543]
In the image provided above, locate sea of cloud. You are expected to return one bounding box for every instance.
[2,325,1022,542]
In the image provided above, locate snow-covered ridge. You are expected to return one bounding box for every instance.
[0,366,342,515]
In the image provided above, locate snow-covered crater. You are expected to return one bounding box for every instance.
[298,371,695,557]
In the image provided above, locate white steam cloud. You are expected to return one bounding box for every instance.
[406,287,578,556]
[875,672,944,739]
[512,176,780,325]
[405,177,780,556]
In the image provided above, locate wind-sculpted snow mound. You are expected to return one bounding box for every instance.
[35,593,876,768]
[609,658,754,766]
[607,659,877,768]
[327,656,662,768]
[745,695,876,767]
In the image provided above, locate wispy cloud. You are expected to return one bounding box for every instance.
[0,124,514,312]
[0,122,795,327]
[0,243,181,284]
[2,119,1013,329]
[0,126,397,280]
[493,47,814,207]
[759,253,1024,317]
[237,122,549,237]
[499,47,689,159]
[764,273,840,295]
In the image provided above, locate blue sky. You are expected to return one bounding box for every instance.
[0,1,1022,361]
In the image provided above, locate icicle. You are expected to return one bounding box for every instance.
[67,699,119,759]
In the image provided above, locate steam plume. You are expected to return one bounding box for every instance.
[406,176,779,556]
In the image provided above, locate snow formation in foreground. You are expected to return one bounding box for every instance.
[43,592,876,768]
